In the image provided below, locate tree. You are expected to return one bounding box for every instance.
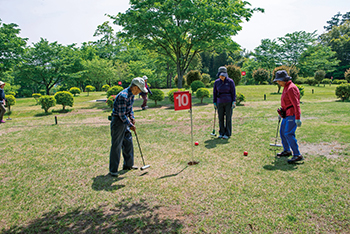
[54,91,74,111]
[4,94,16,112]
[298,44,339,77]
[278,31,317,66]
[39,95,56,113]
[17,39,74,95]
[227,65,242,86]
[253,68,269,84]
[69,87,81,97]
[0,19,27,76]
[111,0,263,88]
[32,93,41,104]
[148,88,165,106]
[319,21,350,78]
[253,39,281,73]
[85,85,95,96]
[106,86,123,98]
[195,88,210,103]
[335,83,350,101]
[324,11,350,31]
[314,70,326,86]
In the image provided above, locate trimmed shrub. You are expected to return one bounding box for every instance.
[236,92,245,106]
[191,80,205,92]
[321,78,332,85]
[295,84,305,99]
[253,68,269,84]
[196,88,210,103]
[32,93,42,104]
[209,80,215,87]
[148,89,164,106]
[4,95,16,112]
[39,95,56,113]
[314,70,325,86]
[106,95,116,109]
[85,85,95,96]
[305,77,317,86]
[227,65,241,86]
[333,79,348,85]
[69,87,81,96]
[106,86,123,98]
[295,77,306,84]
[102,84,110,92]
[167,88,185,103]
[201,73,211,85]
[335,83,350,101]
[345,68,350,83]
[54,91,74,111]
[186,70,202,86]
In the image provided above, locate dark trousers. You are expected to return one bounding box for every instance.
[0,103,6,121]
[109,116,134,174]
[217,102,232,137]
[141,94,148,108]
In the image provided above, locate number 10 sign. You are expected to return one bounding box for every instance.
[174,91,191,111]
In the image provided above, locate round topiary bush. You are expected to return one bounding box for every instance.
[314,70,325,86]
[253,68,269,85]
[106,95,116,109]
[191,80,205,92]
[69,87,81,96]
[39,95,56,113]
[54,91,74,111]
[102,84,110,92]
[85,85,95,96]
[106,86,123,98]
[201,73,211,85]
[335,83,350,101]
[32,93,42,104]
[148,89,164,106]
[227,65,242,86]
[236,92,245,106]
[305,77,317,86]
[195,88,210,103]
[295,84,305,99]
[186,70,202,86]
[167,88,185,103]
[4,94,16,112]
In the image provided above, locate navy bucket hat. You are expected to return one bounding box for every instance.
[273,70,292,82]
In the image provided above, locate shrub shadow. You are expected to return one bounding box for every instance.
[34,112,53,117]
[91,174,125,191]
[52,109,73,114]
[2,200,183,233]
[204,137,230,149]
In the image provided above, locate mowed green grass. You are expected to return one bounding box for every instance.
[1,85,349,233]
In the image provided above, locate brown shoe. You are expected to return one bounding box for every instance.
[288,155,304,164]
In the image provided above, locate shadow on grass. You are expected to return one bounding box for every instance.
[270,92,282,95]
[204,137,230,149]
[263,155,304,171]
[52,109,73,114]
[92,174,125,191]
[157,166,188,180]
[2,200,184,234]
[34,112,53,117]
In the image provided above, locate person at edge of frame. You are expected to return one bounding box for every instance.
[0,81,7,124]
[274,70,303,164]
[109,77,148,177]
[213,66,236,139]
[140,75,152,110]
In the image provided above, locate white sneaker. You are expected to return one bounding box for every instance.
[218,135,223,138]
[222,135,229,139]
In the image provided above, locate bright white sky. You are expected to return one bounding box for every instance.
[1,0,349,51]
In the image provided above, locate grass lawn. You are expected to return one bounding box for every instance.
[1,84,349,233]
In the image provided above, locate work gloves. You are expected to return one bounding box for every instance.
[214,103,217,109]
[295,119,302,127]
[232,102,236,109]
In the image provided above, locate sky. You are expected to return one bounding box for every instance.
[1,0,350,51]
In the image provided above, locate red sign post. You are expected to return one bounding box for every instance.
[173,91,198,165]
[174,91,191,111]
[241,71,246,76]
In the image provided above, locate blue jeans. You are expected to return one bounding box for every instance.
[217,102,233,137]
[109,116,134,174]
[280,115,301,156]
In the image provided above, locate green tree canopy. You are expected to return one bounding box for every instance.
[111,0,263,88]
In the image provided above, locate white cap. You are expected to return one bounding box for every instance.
[142,75,148,80]
[0,81,5,86]
[131,77,148,93]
